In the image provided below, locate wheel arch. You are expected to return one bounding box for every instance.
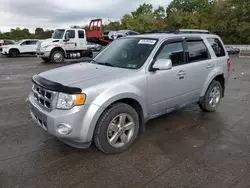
[213,74,225,97]
[104,98,146,133]
[49,47,66,59]
[9,48,20,54]
[201,72,225,98]
[84,94,147,143]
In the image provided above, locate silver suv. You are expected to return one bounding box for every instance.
[28,29,230,154]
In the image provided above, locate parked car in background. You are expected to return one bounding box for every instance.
[103,30,139,41]
[1,39,39,57]
[225,46,240,54]
[0,39,15,52]
[87,42,103,51]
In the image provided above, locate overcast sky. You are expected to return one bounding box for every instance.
[0,0,172,33]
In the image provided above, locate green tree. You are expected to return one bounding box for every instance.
[154,6,166,19]
[166,0,209,15]
[0,2,249,44]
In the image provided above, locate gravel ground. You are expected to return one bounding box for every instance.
[0,55,249,188]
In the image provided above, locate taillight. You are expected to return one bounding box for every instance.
[227,58,230,72]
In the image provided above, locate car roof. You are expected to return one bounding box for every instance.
[127,33,219,40]
[21,39,39,41]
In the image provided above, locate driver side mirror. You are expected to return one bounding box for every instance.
[64,32,70,41]
[150,59,172,71]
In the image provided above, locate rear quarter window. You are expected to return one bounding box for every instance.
[207,38,226,57]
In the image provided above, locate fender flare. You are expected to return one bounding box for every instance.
[200,68,224,97]
[49,46,66,58]
[83,85,148,142]
[9,48,20,54]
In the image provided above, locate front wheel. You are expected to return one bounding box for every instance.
[198,80,223,112]
[9,49,19,57]
[94,103,140,154]
[51,50,64,63]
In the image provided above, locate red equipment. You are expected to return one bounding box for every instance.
[87,19,111,46]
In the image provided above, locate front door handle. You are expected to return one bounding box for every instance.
[206,64,213,69]
[177,70,186,76]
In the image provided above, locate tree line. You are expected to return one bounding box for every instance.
[0,0,249,44]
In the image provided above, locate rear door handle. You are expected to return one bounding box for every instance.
[206,64,213,69]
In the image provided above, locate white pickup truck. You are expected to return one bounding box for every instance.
[1,39,39,57]
[36,28,92,63]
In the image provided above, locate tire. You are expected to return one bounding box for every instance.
[94,102,140,154]
[9,49,19,57]
[198,80,223,112]
[42,57,50,63]
[51,50,64,63]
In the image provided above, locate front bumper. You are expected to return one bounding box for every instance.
[1,50,8,55]
[28,92,103,148]
[36,50,50,58]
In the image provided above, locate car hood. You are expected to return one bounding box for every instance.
[38,62,134,89]
[40,38,61,47]
[2,44,15,48]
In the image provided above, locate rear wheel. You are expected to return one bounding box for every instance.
[51,50,64,63]
[198,80,223,112]
[94,102,140,154]
[9,49,19,57]
[42,57,50,63]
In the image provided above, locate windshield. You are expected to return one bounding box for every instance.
[14,40,23,45]
[92,37,157,69]
[14,40,23,44]
[52,29,65,39]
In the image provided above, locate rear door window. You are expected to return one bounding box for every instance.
[78,30,85,38]
[207,38,226,57]
[30,40,38,45]
[186,40,209,62]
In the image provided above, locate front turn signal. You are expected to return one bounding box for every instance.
[75,94,86,105]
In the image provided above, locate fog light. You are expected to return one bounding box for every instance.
[57,124,72,135]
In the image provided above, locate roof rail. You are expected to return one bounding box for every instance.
[141,29,212,35]
[178,29,210,34]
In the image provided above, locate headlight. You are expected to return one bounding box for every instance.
[56,93,86,109]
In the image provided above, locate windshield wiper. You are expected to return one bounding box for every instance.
[92,60,114,67]
[97,62,114,67]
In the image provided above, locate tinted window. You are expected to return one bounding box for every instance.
[155,41,184,66]
[29,40,38,45]
[67,30,75,38]
[207,38,225,57]
[128,31,138,35]
[187,40,209,62]
[21,41,29,45]
[78,30,85,38]
[4,40,15,44]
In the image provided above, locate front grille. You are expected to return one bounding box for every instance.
[32,84,56,111]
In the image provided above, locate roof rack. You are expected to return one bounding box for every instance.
[141,29,212,34]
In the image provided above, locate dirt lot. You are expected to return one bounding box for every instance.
[0,55,249,188]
